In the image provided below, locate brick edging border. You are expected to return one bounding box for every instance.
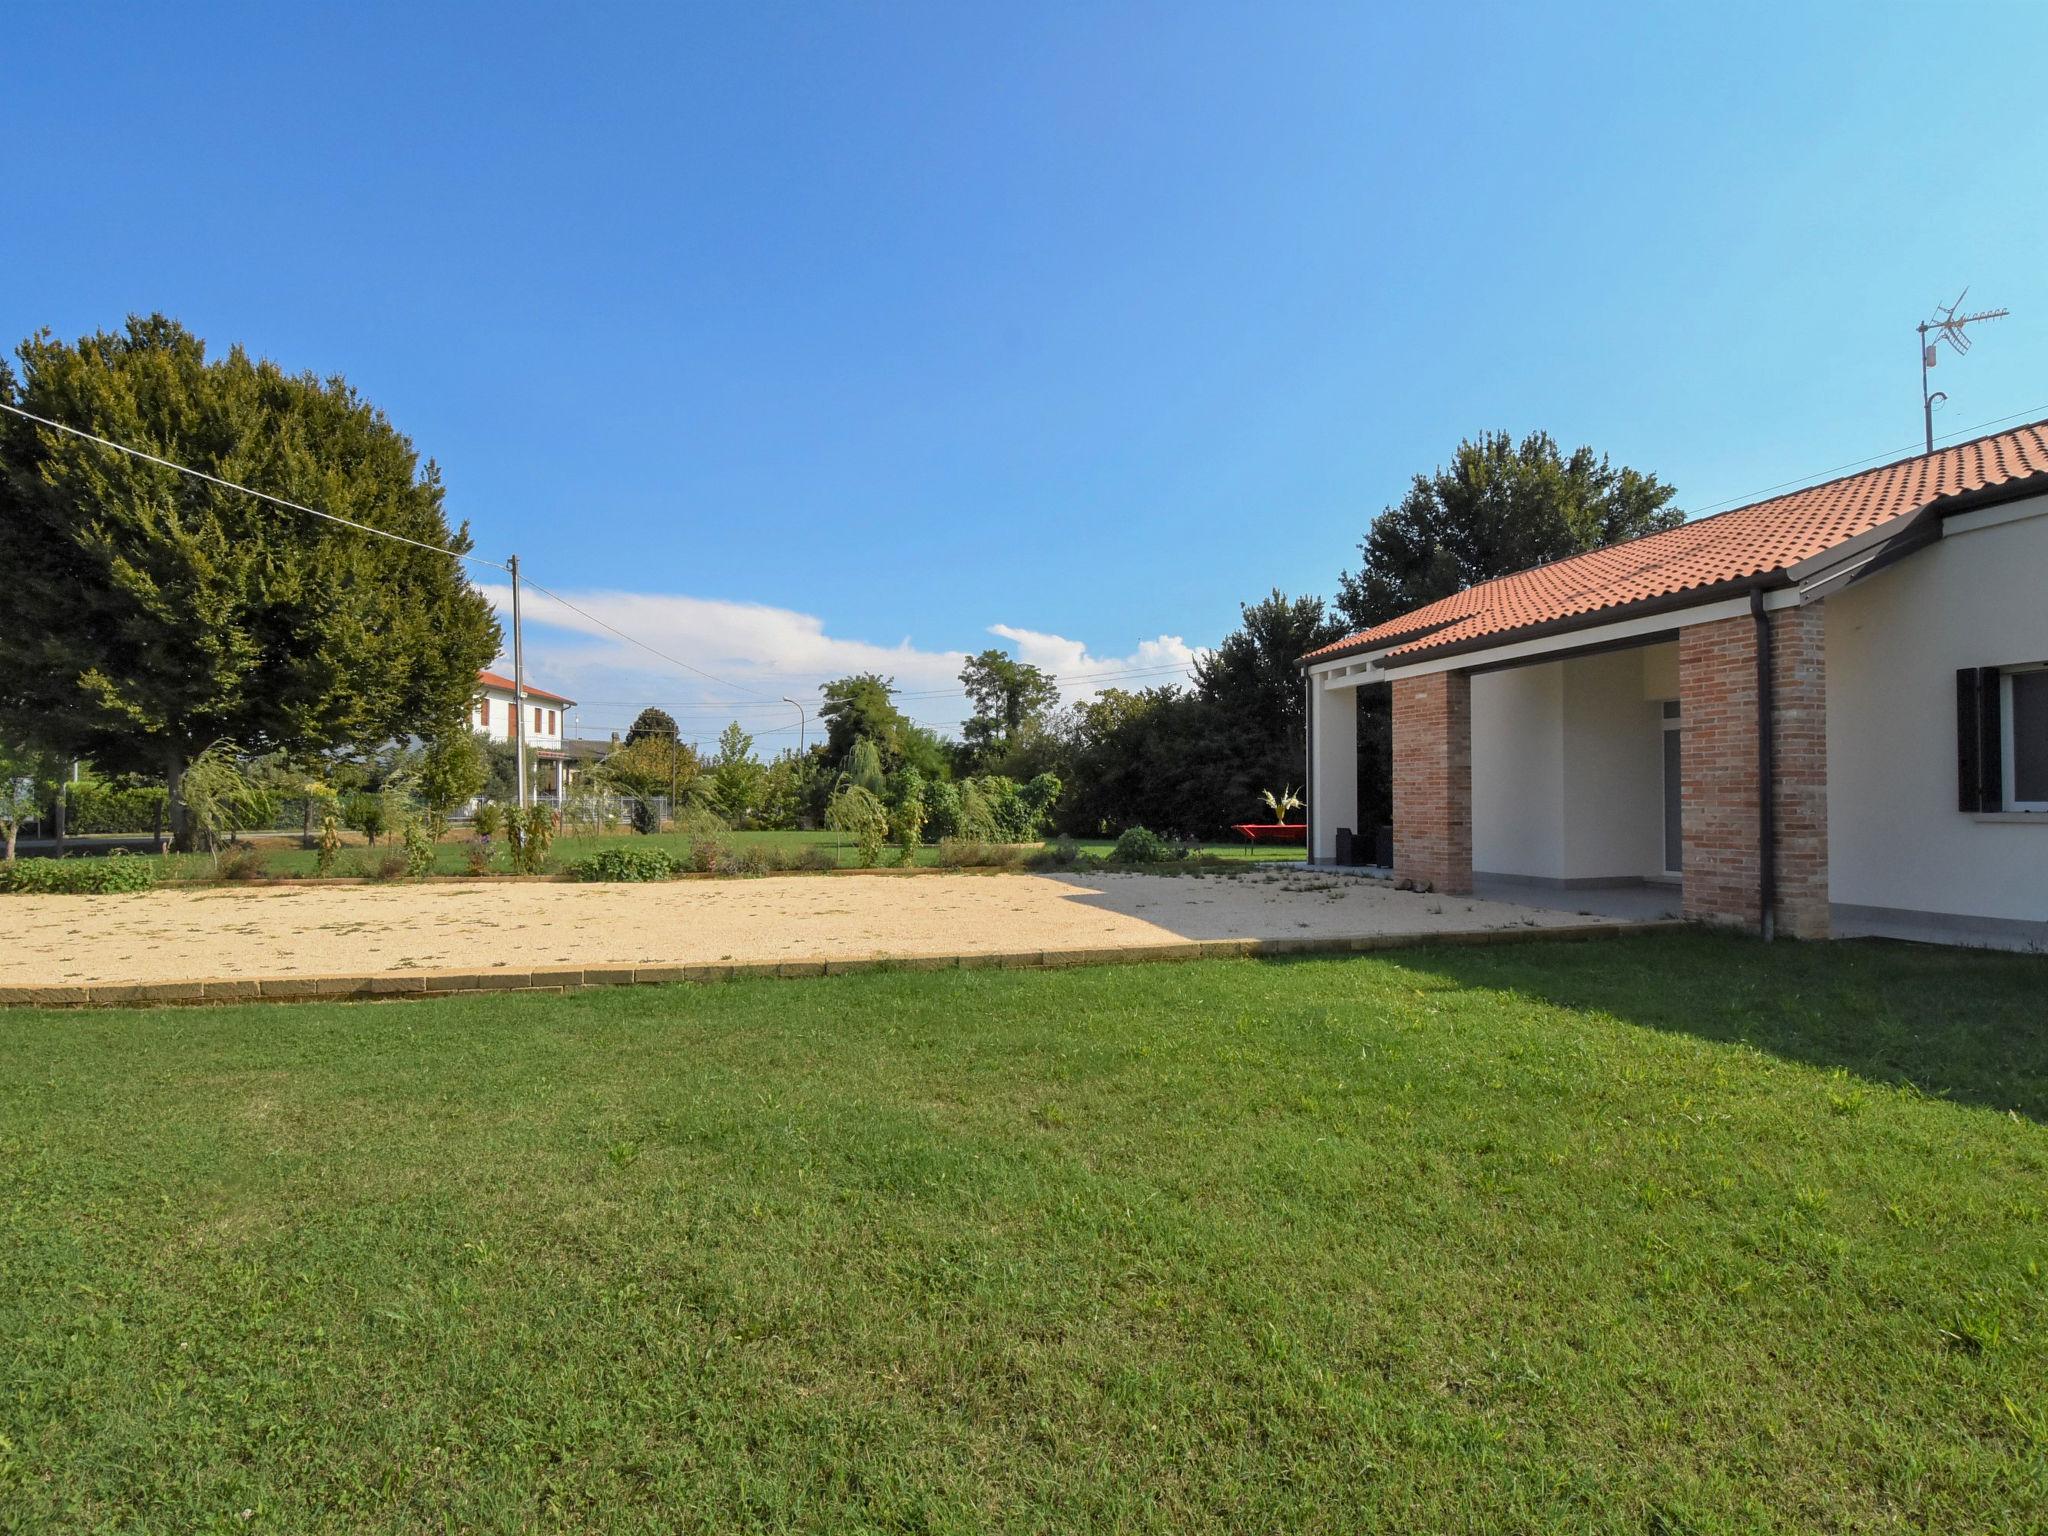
[0,920,1685,1009]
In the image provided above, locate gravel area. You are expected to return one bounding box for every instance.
[2,870,1639,988]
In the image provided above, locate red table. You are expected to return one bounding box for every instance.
[1229,822,1307,844]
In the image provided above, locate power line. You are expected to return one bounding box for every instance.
[2,401,1204,709]
[0,401,507,571]
[514,575,775,702]
[0,401,788,706]
[1684,402,2048,519]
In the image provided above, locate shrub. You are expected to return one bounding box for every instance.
[955,781,999,843]
[795,844,838,872]
[342,790,388,845]
[672,804,730,840]
[734,844,773,877]
[922,779,962,841]
[1109,826,1180,864]
[0,854,158,895]
[315,801,345,877]
[506,805,555,874]
[1027,836,1091,870]
[934,837,1023,870]
[401,817,436,878]
[684,835,730,873]
[365,849,410,881]
[464,842,494,876]
[471,801,504,841]
[572,846,677,882]
[215,843,268,881]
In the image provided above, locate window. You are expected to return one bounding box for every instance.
[1958,664,2048,812]
[478,698,490,728]
[2007,667,2048,811]
[548,709,558,734]
[1661,701,1682,873]
[533,706,543,735]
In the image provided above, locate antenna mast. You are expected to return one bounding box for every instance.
[1917,288,2008,453]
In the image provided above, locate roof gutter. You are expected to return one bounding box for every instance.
[1358,571,1797,670]
[1307,468,2048,674]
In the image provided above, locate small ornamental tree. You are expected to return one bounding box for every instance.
[826,785,889,868]
[178,742,274,869]
[708,721,764,824]
[600,734,700,821]
[416,730,488,843]
[0,743,57,861]
[842,737,887,799]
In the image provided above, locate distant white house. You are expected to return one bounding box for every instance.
[472,670,577,798]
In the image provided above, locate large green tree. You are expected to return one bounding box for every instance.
[816,673,910,768]
[958,649,1059,765]
[1336,430,1681,629]
[624,707,678,746]
[1331,431,1681,832]
[1191,588,1344,822]
[0,317,500,845]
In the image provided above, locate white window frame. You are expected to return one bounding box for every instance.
[2002,664,2048,813]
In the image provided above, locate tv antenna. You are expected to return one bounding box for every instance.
[1917,288,2008,453]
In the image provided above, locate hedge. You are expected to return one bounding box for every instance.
[0,855,160,894]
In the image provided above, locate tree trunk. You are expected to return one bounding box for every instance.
[166,747,193,853]
[52,786,66,856]
[4,822,15,861]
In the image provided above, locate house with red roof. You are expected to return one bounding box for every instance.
[471,669,578,799]
[1301,422,2048,948]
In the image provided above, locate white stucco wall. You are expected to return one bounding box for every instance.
[1472,644,1672,882]
[1307,678,1358,862]
[1471,665,1563,876]
[473,686,565,750]
[1560,649,1667,880]
[1826,497,2048,928]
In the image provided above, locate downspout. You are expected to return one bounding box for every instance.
[1751,590,1776,941]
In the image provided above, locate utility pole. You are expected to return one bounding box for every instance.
[782,696,807,755]
[508,553,528,810]
[1918,289,2008,453]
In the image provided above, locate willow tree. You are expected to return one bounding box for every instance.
[0,317,499,846]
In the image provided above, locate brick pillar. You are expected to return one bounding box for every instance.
[1392,670,1472,894]
[1679,607,1829,937]
[1769,605,1829,939]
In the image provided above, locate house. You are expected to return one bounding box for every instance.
[1302,422,2048,949]
[472,670,577,799]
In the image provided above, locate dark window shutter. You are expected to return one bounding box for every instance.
[1980,667,2003,811]
[1957,667,2003,812]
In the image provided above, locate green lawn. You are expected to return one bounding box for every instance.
[2,934,2043,1532]
[135,827,1304,880]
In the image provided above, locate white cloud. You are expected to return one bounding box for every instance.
[985,625,1202,702]
[471,583,1206,745]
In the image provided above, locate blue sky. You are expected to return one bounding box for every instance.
[9,3,2047,748]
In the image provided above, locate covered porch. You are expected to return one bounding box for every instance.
[1305,598,1830,939]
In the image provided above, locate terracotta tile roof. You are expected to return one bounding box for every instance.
[476,669,576,706]
[1305,420,2048,665]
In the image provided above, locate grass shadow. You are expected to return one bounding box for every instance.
[1365,929,2048,1122]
